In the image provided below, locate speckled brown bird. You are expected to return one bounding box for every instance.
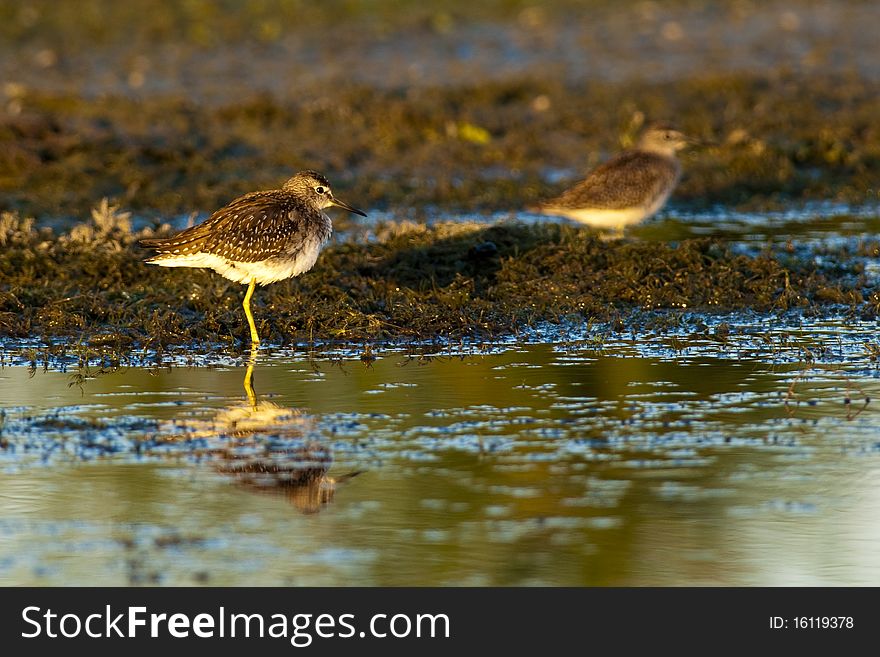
[140,170,366,344]
[536,124,696,234]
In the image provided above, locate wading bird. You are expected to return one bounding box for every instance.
[535,124,699,234]
[140,171,366,344]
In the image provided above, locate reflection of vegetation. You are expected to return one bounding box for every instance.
[4,341,879,584]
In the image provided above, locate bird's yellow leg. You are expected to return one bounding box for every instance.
[243,344,258,410]
[243,278,260,344]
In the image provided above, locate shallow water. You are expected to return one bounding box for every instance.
[3,315,880,586]
[359,201,880,242]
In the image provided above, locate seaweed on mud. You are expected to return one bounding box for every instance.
[2,70,880,218]
[0,205,871,353]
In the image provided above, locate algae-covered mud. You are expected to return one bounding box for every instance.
[3,1,880,587]
[0,208,874,349]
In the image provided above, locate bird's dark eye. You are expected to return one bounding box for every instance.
[315,186,327,194]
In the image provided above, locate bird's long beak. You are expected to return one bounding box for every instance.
[329,195,367,217]
[688,136,717,147]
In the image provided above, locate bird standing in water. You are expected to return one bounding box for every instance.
[535,124,697,234]
[140,170,366,344]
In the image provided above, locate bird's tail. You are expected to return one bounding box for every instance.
[138,236,173,248]
[139,235,184,264]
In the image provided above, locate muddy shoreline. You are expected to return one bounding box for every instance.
[0,207,872,353]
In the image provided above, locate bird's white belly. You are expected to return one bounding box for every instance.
[148,235,325,286]
[542,189,674,229]
[546,207,650,228]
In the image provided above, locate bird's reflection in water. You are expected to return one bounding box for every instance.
[190,348,360,514]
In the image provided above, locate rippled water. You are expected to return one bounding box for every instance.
[3,314,880,585]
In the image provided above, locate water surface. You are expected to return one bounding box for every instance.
[3,319,880,586]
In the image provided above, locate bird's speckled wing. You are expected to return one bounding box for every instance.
[541,151,680,210]
[140,190,329,263]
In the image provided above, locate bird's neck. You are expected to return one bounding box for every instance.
[635,142,680,158]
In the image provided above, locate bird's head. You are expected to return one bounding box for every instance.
[637,124,695,155]
[283,170,367,216]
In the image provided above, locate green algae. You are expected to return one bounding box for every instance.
[2,71,880,220]
[0,207,868,350]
